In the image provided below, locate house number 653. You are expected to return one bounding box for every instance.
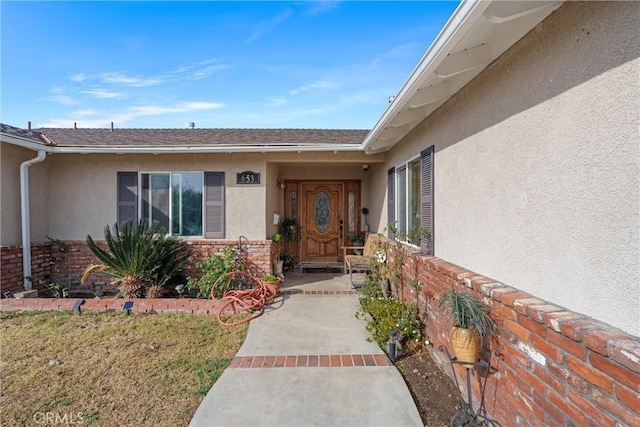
[236,171,260,184]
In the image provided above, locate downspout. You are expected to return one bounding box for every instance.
[20,150,46,290]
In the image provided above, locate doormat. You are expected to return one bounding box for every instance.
[301,266,344,274]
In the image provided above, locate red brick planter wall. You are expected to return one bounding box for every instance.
[385,241,639,427]
[0,296,224,315]
[1,243,52,295]
[1,239,274,297]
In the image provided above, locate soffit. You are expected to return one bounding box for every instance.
[363,0,564,153]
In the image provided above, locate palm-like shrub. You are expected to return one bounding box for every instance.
[82,220,191,298]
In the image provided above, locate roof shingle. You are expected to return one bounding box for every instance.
[1,123,49,145]
[35,128,370,147]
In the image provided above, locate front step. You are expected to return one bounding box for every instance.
[300,263,344,274]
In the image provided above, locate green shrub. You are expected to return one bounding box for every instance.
[187,248,237,298]
[360,279,384,304]
[359,281,423,350]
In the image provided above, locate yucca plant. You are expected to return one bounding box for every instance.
[82,219,191,298]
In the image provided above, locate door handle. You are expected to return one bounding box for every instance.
[339,219,343,239]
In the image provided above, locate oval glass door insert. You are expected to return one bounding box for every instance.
[315,192,330,233]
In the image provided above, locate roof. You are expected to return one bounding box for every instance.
[36,128,369,147]
[0,123,49,145]
[363,0,564,153]
[1,125,370,154]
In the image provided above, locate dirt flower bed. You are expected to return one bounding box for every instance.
[395,343,462,426]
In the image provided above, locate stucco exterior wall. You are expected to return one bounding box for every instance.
[0,143,49,245]
[265,161,280,239]
[42,153,267,241]
[377,1,639,335]
[34,151,377,243]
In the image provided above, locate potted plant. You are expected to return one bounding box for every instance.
[279,217,301,242]
[261,274,281,299]
[438,287,497,364]
[349,233,365,255]
[279,217,301,270]
[361,207,370,232]
[272,233,284,276]
[280,253,295,272]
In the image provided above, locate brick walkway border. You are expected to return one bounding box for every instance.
[281,290,359,295]
[229,354,391,368]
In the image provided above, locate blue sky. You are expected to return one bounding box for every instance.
[1,1,459,129]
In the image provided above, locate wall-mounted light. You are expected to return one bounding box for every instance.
[277,179,285,190]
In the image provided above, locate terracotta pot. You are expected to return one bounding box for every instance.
[450,327,480,364]
[262,279,281,302]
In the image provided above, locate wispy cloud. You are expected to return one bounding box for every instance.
[289,80,341,96]
[267,97,287,107]
[44,94,77,106]
[170,58,230,81]
[71,110,98,116]
[305,1,341,16]
[129,102,222,116]
[40,101,224,128]
[99,72,164,87]
[246,8,293,43]
[81,88,122,99]
[44,88,77,106]
[362,42,422,73]
[68,74,89,83]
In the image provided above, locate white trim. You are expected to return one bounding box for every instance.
[1,137,363,154]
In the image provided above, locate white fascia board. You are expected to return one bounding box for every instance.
[3,143,361,154]
[362,0,492,153]
[0,134,48,152]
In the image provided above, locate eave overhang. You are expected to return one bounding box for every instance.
[0,134,363,154]
[363,0,564,154]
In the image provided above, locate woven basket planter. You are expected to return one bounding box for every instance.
[450,327,480,364]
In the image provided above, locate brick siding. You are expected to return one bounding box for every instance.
[384,241,639,426]
[0,243,52,295]
[1,239,274,297]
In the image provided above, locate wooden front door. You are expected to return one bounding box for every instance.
[301,182,343,263]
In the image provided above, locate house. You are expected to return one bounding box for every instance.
[1,1,638,424]
[1,125,381,294]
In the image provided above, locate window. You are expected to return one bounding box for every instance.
[117,171,224,238]
[395,158,420,245]
[388,146,434,254]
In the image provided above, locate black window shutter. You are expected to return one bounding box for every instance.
[117,172,138,226]
[420,146,434,254]
[204,172,225,239]
[387,167,395,239]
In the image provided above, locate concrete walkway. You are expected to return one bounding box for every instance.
[189,271,423,427]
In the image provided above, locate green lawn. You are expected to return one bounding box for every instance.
[0,310,247,426]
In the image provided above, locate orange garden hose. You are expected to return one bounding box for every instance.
[213,271,279,326]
